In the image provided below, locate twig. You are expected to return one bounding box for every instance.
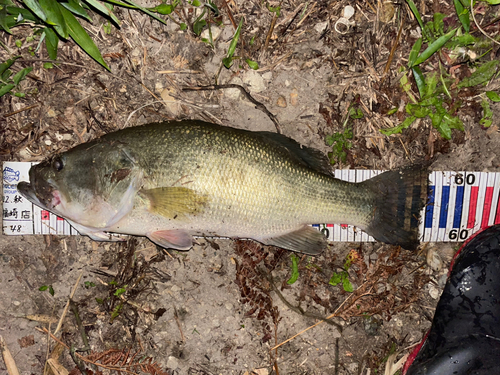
[295,2,317,29]
[222,0,237,29]
[381,16,404,83]
[270,281,370,351]
[54,271,83,335]
[470,2,500,46]
[173,306,186,342]
[261,268,342,329]
[182,84,282,133]
[2,104,39,118]
[70,300,91,353]
[264,9,280,52]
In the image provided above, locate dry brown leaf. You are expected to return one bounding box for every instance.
[25,314,59,324]
[46,358,70,375]
[0,335,20,375]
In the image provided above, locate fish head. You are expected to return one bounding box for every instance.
[17,141,142,229]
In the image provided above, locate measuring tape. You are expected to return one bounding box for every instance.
[3,162,500,243]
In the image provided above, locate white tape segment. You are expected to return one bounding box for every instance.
[3,162,500,242]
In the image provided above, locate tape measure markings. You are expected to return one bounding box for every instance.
[4,162,500,243]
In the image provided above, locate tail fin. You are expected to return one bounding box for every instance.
[363,167,428,250]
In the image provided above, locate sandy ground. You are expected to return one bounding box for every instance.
[1,0,500,374]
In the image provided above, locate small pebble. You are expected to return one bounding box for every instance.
[167,356,179,369]
[276,96,287,108]
[343,5,355,19]
[201,25,222,41]
[426,246,442,272]
[429,284,441,299]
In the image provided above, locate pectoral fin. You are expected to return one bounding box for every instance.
[261,226,327,255]
[140,187,208,220]
[148,229,193,250]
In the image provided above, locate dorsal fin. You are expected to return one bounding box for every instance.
[257,131,333,176]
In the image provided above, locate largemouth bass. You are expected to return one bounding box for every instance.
[17,120,427,253]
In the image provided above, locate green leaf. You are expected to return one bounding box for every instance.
[84,281,95,288]
[227,18,243,59]
[59,5,110,70]
[405,0,424,37]
[0,56,18,77]
[406,103,430,118]
[12,66,32,85]
[120,0,167,25]
[408,38,422,67]
[39,0,68,38]
[193,18,206,35]
[2,69,12,82]
[0,6,12,33]
[458,60,499,88]
[110,303,122,321]
[484,0,500,4]
[348,106,363,119]
[14,92,26,97]
[39,285,48,291]
[486,91,500,102]
[411,27,457,67]
[22,0,48,22]
[287,254,300,284]
[387,107,398,115]
[149,3,176,15]
[189,0,201,6]
[412,66,426,98]
[267,4,281,16]
[453,0,469,32]
[114,287,127,296]
[245,59,258,70]
[5,6,40,24]
[342,274,353,293]
[98,0,137,8]
[180,23,187,30]
[480,98,493,127]
[206,0,219,16]
[49,285,54,296]
[82,0,120,26]
[61,0,92,22]
[222,56,233,69]
[329,272,343,286]
[380,115,417,136]
[0,84,15,96]
[43,27,58,59]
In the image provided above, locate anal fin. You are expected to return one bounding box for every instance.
[261,226,327,255]
[148,229,193,250]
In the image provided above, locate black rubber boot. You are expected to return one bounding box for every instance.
[404,225,500,375]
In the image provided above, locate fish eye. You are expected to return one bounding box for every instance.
[52,157,64,171]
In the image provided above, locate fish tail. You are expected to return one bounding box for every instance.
[363,167,428,250]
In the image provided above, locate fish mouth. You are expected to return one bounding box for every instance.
[17,181,43,206]
[17,180,61,211]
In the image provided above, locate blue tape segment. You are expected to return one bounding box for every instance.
[453,186,464,228]
[425,186,435,228]
[439,186,450,228]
